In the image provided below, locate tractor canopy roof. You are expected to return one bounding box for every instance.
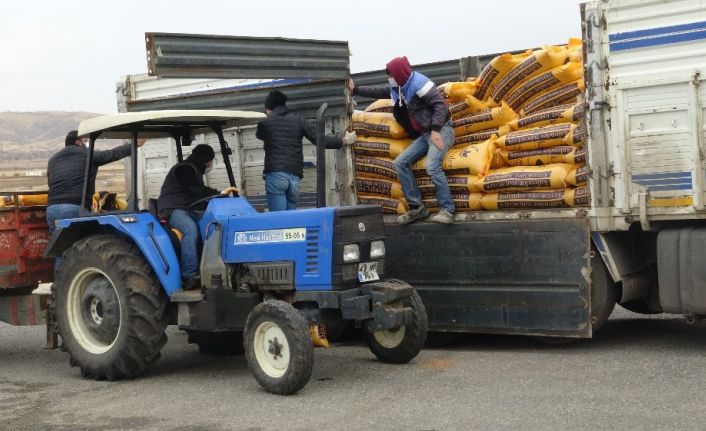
[78,109,266,139]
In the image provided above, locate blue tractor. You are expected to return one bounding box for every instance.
[45,110,427,395]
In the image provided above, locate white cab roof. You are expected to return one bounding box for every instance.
[78,109,265,139]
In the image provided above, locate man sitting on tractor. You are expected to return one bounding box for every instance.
[157,144,236,290]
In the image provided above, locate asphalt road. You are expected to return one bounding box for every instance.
[2,307,706,431]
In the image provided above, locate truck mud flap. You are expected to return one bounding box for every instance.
[384,218,591,338]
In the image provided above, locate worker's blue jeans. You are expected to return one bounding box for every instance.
[168,209,201,280]
[46,203,81,277]
[393,121,455,213]
[265,171,300,211]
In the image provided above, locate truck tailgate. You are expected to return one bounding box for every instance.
[384,218,591,337]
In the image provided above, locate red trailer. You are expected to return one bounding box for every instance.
[0,191,54,344]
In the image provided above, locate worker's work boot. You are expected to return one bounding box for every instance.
[182,276,202,291]
[428,209,455,224]
[397,206,430,224]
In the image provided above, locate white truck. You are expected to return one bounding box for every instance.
[115,0,706,339]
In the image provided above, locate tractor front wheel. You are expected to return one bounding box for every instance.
[244,300,313,395]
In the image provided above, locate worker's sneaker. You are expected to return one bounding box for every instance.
[428,209,455,224]
[182,276,202,291]
[397,206,430,224]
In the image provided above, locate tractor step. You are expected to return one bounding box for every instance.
[170,290,205,303]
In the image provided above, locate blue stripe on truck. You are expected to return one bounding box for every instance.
[632,171,693,191]
[609,21,706,52]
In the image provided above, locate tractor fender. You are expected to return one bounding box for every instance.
[45,213,181,295]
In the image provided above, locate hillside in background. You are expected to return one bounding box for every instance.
[0,111,103,162]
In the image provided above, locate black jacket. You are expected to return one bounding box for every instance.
[353,83,450,137]
[157,158,219,214]
[47,144,132,206]
[256,105,342,178]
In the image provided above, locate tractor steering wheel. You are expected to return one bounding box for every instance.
[187,193,228,210]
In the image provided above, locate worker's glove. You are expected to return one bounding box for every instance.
[221,186,239,196]
[342,131,357,146]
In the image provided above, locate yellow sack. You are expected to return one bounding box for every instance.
[567,37,583,63]
[508,102,586,130]
[352,111,408,139]
[0,194,49,207]
[475,50,533,101]
[496,123,577,151]
[564,186,590,207]
[452,103,517,137]
[504,62,583,111]
[480,164,572,192]
[353,137,413,159]
[488,46,569,106]
[521,79,585,115]
[439,81,480,101]
[417,175,483,195]
[567,164,590,186]
[481,190,569,210]
[354,157,398,180]
[449,95,489,119]
[356,177,405,199]
[499,146,587,167]
[563,124,586,146]
[364,99,395,113]
[423,193,483,212]
[454,125,509,146]
[357,195,407,215]
[413,136,497,177]
[92,191,127,213]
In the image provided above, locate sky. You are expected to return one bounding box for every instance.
[1,0,583,114]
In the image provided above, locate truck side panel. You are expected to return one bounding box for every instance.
[604,0,706,221]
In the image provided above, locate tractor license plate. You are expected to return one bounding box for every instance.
[358,262,379,283]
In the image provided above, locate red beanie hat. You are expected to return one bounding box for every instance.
[386,56,413,86]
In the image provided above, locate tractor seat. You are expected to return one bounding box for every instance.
[148,198,182,255]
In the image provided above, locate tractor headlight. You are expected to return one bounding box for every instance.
[370,240,385,259]
[343,244,360,263]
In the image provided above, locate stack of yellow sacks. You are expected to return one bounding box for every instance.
[352,38,589,213]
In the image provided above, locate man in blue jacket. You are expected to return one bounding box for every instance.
[348,56,455,224]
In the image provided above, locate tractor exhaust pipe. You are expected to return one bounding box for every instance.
[316,103,328,208]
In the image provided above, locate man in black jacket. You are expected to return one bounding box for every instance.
[157,144,236,290]
[256,90,357,211]
[46,130,143,234]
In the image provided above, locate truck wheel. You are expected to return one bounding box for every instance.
[619,299,660,314]
[367,282,428,364]
[244,300,313,395]
[52,234,169,380]
[591,253,618,331]
[186,330,244,355]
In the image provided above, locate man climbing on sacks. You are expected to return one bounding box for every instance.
[348,56,455,224]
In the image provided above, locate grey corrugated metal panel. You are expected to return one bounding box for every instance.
[351,58,463,86]
[127,79,348,120]
[146,33,350,80]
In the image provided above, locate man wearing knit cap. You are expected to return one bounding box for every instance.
[257,90,357,211]
[348,56,455,224]
[157,144,237,290]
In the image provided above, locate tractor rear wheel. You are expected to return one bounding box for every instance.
[366,280,428,364]
[52,234,169,380]
[244,300,313,395]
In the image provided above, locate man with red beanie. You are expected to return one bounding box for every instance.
[348,56,455,224]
